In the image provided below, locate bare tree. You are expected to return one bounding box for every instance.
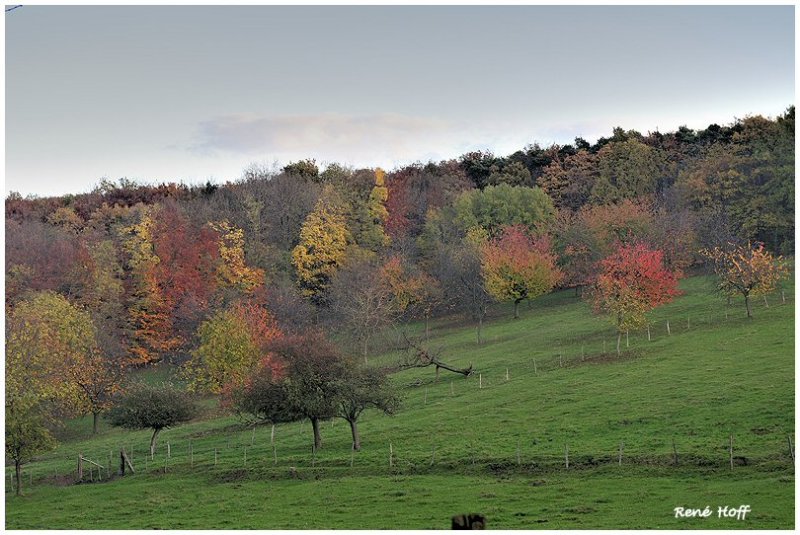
[328,261,397,363]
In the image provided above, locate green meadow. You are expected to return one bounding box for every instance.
[5,274,794,529]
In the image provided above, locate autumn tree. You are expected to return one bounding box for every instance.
[107,383,198,457]
[291,196,350,302]
[64,348,125,434]
[482,225,563,319]
[591,243,680,354]
[357,168,391,251]
[380,256,443,337]
[208,219,264,294]
[701,242,788,318]
[227,364,297,426]
[119,206,180,365]
[186,302,282,393]
[538,150,598,210]
[336,366,400,451]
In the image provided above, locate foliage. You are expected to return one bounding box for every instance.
[481,225,563,318]
[591,242,680,340]
[106,382,198,454]
[701,241,788,317]
[6,291,98,411]
[336,365,401,450]
[591,139,668,204]
[208,219,264,293]
[452,184,555,237]
[291,197,351,302]
[186,302,282,393]
[5,403,56,495]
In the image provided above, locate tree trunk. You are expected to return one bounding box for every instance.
[362,336,369,365]
[745,294,752,318]
[92,411,99,435]
[15,460,21,497]
[150,428,161,457]
[616,332,621,356]
[514,300,520,319]
[311,417,322,451]
[477,315,483,345]
[348,419,361,451]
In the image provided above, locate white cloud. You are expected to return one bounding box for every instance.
[189,112,460,166]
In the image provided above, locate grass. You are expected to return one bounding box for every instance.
[5,274,795,529]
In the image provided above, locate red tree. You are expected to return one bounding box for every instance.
[591,242,680,354]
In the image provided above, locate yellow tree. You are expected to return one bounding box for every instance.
[360,168,391,250]
[186,302,282,394]
[291,198,350,302]
[208,220,264,293]
[701,242,788,318]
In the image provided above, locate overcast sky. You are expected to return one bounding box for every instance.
[4,5,795,197]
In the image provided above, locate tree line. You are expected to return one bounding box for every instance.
[5,108,793,494]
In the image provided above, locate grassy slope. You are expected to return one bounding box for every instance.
[5,275,795,529]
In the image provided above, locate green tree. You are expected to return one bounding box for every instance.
[107,383,198,457]
[453,184,555,237]
[591,139,667,204]
[336,366,400,451]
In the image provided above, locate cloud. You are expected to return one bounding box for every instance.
[189,112,456,166]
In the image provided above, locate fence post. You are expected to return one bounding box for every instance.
[666,320,671,335]
[272,424,277,465]
[672,438,678,465]
[77,454,83,482]
[516,440,521,466]
[533,358,537,375]
[505,368,509,381]
[565,444,569,469]
[167,442,171,459]
[479,374,482,389]
[788,435,795,466]
[729,434,734,470]
[647,325,651,341]
[389,442,394,467]
[618,441,623,465]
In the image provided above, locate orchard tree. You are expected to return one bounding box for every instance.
[701,242,788,318]
[591,242,680,354]
[65,348,125,434]
[482,225,563,319]
[336,366,400,451]
[272,333,349,451]
[5,403,55,496]
[107,383,198,457]
[227,364,296,426]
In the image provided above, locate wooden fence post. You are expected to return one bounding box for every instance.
[272,424,277,465]
[167,442,171,458]
[389,442,394,467]
[505,368,509,381]
[479,374,482,389]
[788,435,794,467]
[672,438,678,465]
[565,444,569,469]
[729,434,734,470]
[647,325,651,341]
[77,453,83,482]
[618,441,623,465]
[666,320,671,335]
[533,358,537,375]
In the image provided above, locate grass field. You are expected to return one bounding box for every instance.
[5,274,795,529]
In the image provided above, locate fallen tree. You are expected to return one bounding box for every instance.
[387,333,474,378]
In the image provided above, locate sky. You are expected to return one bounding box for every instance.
[4,5,795,197]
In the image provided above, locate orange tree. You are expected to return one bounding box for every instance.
[701,242,788,318]
[591,242,680,354]
[481,225,562,319]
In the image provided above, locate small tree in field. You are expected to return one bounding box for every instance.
[592,242,680,355]
[336,366,400,451]
[482,225,563,319]
[701,242,788,318]
[107,383,198,457]
[5,402,56,496]
[273,333,349,451]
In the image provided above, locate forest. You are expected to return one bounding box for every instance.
[5,107,795,501]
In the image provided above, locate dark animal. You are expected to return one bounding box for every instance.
[451,514,486,529]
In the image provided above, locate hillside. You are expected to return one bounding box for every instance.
[5,274,794,529]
